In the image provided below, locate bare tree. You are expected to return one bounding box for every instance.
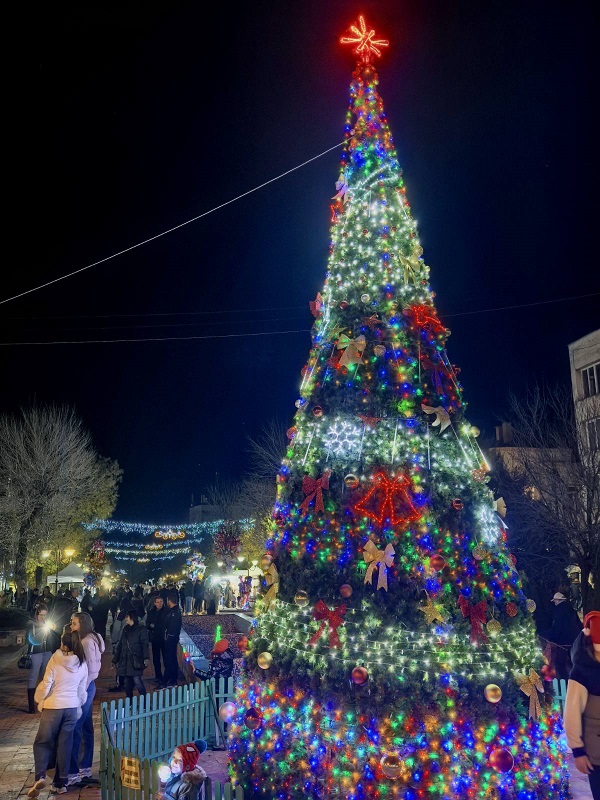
[0,406,122,586]
[246,419,287,480]
[489,386,600,614]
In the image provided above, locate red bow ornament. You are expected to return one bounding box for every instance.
[300,470,331,515]
[308,600,347,649]
[458,596,489,645]
[309,292,323,318]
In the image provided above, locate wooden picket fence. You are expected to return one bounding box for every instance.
[100,679,238,800]
[551,677,567,715]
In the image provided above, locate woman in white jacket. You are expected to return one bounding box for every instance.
[67,612,105,787]
[28,631,88,797]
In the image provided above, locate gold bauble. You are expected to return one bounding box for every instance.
[472,544,487,561]
[380,753,402,779]
[487,619,502,636]
[344,474,359,489]
[526,598,537,613]
[470,425,481,438]
[259,553,273,571]
[294,590,310,607]
[484,684,503,703]
[257,651,273,669]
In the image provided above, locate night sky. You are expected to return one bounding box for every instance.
[3,1,597,523]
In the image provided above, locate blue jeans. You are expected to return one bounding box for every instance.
[28,652,51,688]
[69,680,95,775]
[590,765,600,800]
[34,707,78,787]
[185,596,194,613]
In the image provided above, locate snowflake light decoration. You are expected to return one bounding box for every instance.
[324,418,362,458]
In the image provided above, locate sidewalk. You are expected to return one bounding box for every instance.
[0,625,228,800]
[0,636,591,799]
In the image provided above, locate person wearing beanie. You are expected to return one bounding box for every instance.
[156,740,207,800]
[565,610,600,798]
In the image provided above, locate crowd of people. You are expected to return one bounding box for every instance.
[15,575,246,795]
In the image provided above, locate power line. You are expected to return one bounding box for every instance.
[0,141,346,306]
[5,305,307,322]
[0,328,312,346]
[0,291,597,346]
[442,292,600,319]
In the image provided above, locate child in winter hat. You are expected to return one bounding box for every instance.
[564,611,600,799]
[156,739,207,800]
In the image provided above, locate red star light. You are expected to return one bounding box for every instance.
[341,16,389,64]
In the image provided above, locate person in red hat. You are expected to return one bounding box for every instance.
[565,610,600,798]
[194,639,234,682]
[156,739,207,800]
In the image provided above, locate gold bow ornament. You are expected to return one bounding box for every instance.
[337,334,366,368]
[516,669,544,719]
[261,562,280,613]
[363,540,395,591]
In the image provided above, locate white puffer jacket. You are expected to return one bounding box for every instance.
[82,632,105,686]
[34,650,88,711]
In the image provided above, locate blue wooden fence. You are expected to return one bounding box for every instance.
[551,677,567,715]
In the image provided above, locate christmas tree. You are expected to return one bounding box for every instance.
[228,17,568,800]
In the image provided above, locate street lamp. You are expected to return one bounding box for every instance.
[42,545,77,595]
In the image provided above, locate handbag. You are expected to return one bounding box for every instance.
[18,649,32,669]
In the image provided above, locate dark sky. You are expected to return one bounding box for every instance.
[3,1,597,523]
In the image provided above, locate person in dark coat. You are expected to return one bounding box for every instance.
[183,579,194,615]
[91,588,110,641]
[25,602,60,713]
[49,594,79,640]
[80,589,94,617]
[162,591,182,687]
[549,586,583,681]
[146,595,167,683]
[193,579,204,614]
[111,609,149,699]
[108,589,119,621]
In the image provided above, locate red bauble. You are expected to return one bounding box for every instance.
[237,636,249,651]
[505,602,518,618]
[339,300,350,309]
[452,499,464,511]
[489,748,514,773]
[351,666,369,685]
[340,584,353,598]
[429,555,446,572]
[244,708,262,730]
[313,406,323,418]
[541,664,556,681]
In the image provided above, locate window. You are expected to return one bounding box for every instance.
[588,417,600,450]
[581,362,599,398]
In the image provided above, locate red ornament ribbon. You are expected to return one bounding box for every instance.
[300,470,331,515]
[458,596,489,645]
[308,600,347,649]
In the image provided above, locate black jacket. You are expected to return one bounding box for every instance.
[146,605,168,644]
[550,600,582,646]
[112,622,149,676]
[164,605,182,643]
[27,618,59,655]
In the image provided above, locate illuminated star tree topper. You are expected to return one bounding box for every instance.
[340,15,389,64]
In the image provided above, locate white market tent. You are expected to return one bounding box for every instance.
[47,561,85,586]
